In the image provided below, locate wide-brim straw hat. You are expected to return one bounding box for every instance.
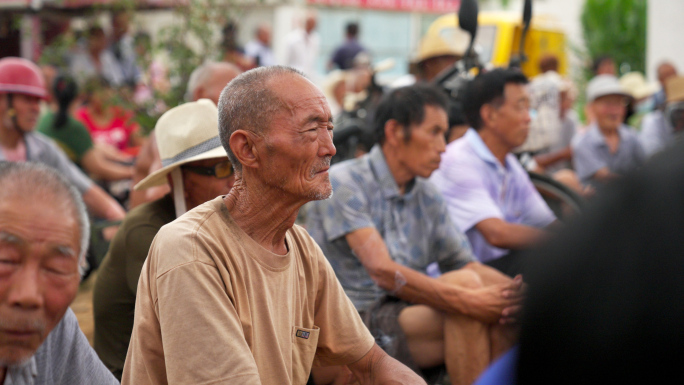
[134,99,227,191]
[666,76,684,103]
[619,72,659,100]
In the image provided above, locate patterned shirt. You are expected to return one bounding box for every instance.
[305,145,474,311]
[430,129,556,263]
[572,123,646,186]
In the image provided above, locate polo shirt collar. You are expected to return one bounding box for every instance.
[464,128,511,172]
[587,123,628,148]
[368,144,415,200]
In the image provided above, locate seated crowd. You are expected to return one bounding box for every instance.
[0,46,682,385]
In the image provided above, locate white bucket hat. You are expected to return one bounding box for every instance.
[134,99,227,191]
[587,75,631,103]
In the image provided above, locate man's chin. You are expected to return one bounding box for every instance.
[0,346,37,367]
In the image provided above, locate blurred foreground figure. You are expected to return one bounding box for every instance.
[122,66,425,384]
[516,138,684,384]
[0,162,117,384]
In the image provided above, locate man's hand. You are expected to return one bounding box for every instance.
[460,275,524,324]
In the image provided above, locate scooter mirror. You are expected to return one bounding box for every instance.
[458,0,479,41]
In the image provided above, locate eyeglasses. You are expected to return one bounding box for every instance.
[181,160,233,179]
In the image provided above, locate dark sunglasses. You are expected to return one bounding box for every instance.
[181,160,233,179]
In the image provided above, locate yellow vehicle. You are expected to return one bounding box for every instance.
[424,12,568,78]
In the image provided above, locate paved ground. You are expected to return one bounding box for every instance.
[72,272,97,346]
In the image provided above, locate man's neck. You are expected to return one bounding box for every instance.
[381,144,413,195]
[598,124,620,137]
[478,129,510,166]
[222,177,302,255]
[0,125,23,150]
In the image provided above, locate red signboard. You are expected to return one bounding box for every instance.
[308,0,460,14]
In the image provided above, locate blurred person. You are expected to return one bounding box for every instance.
[533,78,578,173]
[640,76,684,157]
[0,162,119,384]
[132,32,170,105]
[414,19,468,83]
[306,84,524,385]
[430,69,556,276]
[514,138,684,385]
[245,24,276,67]
[285,11,320,82]
[328,22,365,71]
[93,100,235,380]
[619,71,658,128]
[129,61,241,209]
[70,25,124,87]
[221,21,254,72]
[592,55,616,76]
[515,54,562,161]
[75,77,143,154]
[0,57,125,224]
[37,74,134,181]
[109,10,140,87]
[572,75,645,187]
[122,66,425,385]
[653,61,678,110]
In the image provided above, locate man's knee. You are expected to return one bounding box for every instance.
[438,268,484,290]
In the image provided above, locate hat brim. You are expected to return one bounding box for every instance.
[134,145,228,191]
[590,89,632,103]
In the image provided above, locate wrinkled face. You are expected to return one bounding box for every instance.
[0,195,80,366]
[592,94,628,131]
[396,105,449,178]
[257,74,336,201]
[0,94,41,133]
[181,157,235,210]
[486,83,532,150]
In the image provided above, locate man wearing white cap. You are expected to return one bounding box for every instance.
[123,66,424,384]
[572,75,646,187]
[93,99,234,380]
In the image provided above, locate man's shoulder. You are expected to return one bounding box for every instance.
[149,198,225,271]
[329,155,374,187]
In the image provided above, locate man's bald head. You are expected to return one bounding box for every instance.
[657,62,678,89]
[190,62,242,104]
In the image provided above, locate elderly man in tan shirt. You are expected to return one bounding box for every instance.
[122,66,425,384]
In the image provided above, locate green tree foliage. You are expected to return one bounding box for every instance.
[581,0,647,76]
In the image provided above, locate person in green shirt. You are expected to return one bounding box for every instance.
[38,74,133,181]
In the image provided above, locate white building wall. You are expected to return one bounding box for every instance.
[647,0,684,81]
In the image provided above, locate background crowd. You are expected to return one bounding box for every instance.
[1,2,683,385]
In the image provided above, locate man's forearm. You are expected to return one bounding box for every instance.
[476,218,547,250]
[82,185,126,221]
[349,344,426,385]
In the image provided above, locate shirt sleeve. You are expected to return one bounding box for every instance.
[40,309,119,385]
[317,173,375,242]
[34,133,93,194]
[572,137,606,181]
[312,245,375,367]
[431,161,504,233]
[429,193,476,273]
[639,113,664,157]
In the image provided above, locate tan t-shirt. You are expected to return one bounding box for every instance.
[122,197,375,385]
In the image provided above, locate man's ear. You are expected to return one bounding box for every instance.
[480,104,497,128]
[229,130,259,170]
[384,119,405,146]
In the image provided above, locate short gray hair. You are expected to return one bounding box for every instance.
[186,61,242,102]
[217,65,306,174]
[0,162,90,274]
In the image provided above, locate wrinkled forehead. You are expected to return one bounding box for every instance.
[272,74,330,115]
